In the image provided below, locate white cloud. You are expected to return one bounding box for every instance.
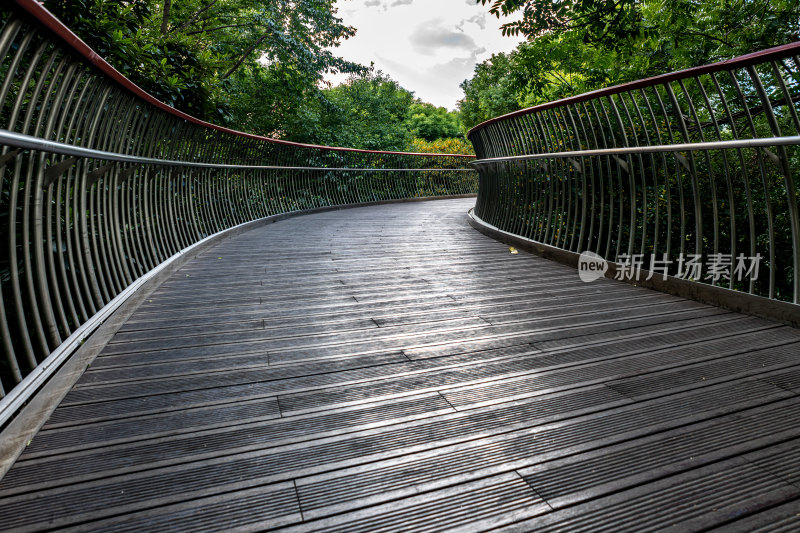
[327,0,523,109]
[410,19,478,55]
[456,13,487,32]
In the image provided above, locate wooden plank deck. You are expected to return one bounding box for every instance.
[3,198,800,532]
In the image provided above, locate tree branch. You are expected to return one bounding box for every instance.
[161,0,171,34]
[222,34,269,79]
[170,0,219,34]
[186,23,251,36]
[682,30,733,48]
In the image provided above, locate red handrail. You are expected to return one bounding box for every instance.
[467,40,800,138]
[11,0,474,159]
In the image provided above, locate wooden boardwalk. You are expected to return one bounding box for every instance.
[3,198,800,531]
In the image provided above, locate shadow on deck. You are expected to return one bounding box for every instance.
[3,198,800,531]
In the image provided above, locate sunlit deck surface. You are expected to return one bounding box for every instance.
[4,198,800,531]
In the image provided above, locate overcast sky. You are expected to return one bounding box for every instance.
[327,0,524,110]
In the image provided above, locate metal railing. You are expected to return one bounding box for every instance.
[469,42,800,308]
[0,1,477,420]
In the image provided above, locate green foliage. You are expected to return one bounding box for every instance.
[44,0,363,124]
[224,61,326,141]
[478,0,643,46]
[308,70,417,151]
[638,0,800,71]
[409,137,474,155]
[405,103,462,141]
[43,1,472,150]
[458,52,519,131]
[281,70,470,151]
[461,0,800,130]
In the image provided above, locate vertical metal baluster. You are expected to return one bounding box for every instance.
[508,119,524,236]
[620,91,651,257]
[484,125,500,227]
[89,89,129,296]
[679,78,720,284]
[519,115,539,240]
[695,74,737,289]
[747,64,800,303]
[85,161,112,302]
[172,166,193,250]
[771,60,800,134]
[144,161,168,262]
[34,61,80,346]
[562,105,585,252]
[597,98,624,260]
[33,63,81,338]
[0,13,23,382]
[639,87,670,261]
[484,127,502,226]
[548,108,570,248]
[204,165,220,234]
[144,167,166,263]
[580,101,601,254]
[535,112,556,244]
[10,44,59,360]
[547,108,572,249]
[665,82,704,259]
[74,158,106,309]
[160,166,182,254]
[728,69,776,299]
[567,104,591,252]
[587,100,611,258]
[165,165,184,253]
[183,167,202,241]
[651,85,686,262]
[92,84,137,288]
[103,163,130,288]
[121,165,144,278]
[0,23,32,130]
[606,94,637,258]
[135,166,157,270]
[528,113,549,243]
[710,72,755,293]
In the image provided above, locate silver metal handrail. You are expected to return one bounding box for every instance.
[0,130,476,171]
[470,136,800,164]
[0,2,477,419]
[468,41,800,308]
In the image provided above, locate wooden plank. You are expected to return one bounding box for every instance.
[2,198,799,531]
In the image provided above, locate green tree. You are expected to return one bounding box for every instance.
[310,71,417,150]
[404,103,462,141]
[409,137,474,155]
[510,32,625,107]
[638,0,800,71]
[478,0,643,45]
[44,0,362,124]
[479,0,799,57]
[458,52,519,131]
[461,0,800,130]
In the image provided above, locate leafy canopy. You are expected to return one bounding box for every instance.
[405,103,462,142]
[43,0,471,150]
[461,0,800,130]
[478,0,643,46]
[45,0,363,124]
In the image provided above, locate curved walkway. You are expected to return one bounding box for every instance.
[3,199,800,531]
